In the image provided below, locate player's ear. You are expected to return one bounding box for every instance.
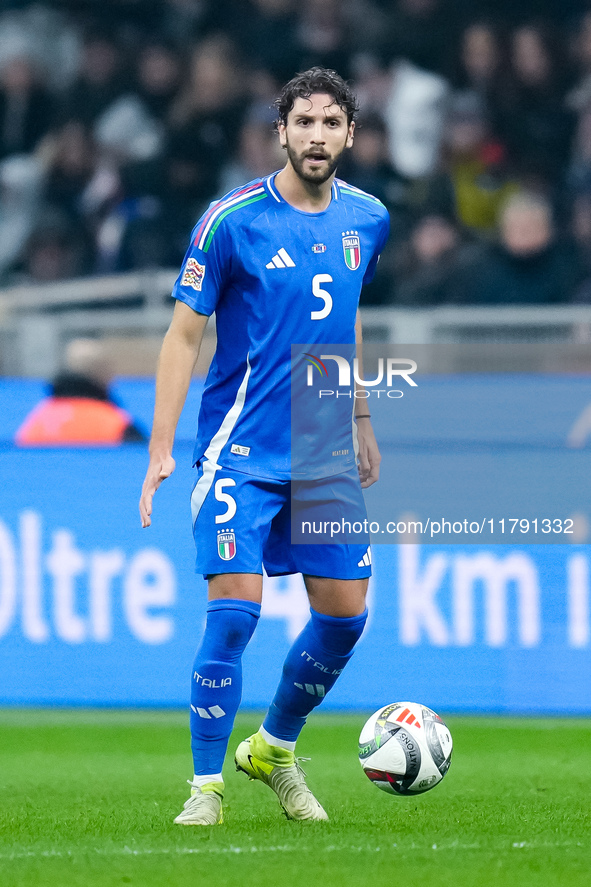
[346,121,355,149]
[278,123,287,148]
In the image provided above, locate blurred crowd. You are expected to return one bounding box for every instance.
[3,0,591,304]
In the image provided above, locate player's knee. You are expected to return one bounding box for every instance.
[310,607,368,657]
[200,599,261,661]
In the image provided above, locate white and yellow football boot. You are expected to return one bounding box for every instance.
[235,732,328,821]
[173,781,224,825]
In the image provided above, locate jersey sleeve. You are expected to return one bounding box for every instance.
[171,213,231,316]
[363,210,390,286]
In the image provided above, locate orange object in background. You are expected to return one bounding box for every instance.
[15,339,146,447]
[15,396,133,445]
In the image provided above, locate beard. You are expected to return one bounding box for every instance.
[284,138,347,185]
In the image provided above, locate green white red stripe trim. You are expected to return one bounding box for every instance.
[336,179,385,206]
[196,186,267,252]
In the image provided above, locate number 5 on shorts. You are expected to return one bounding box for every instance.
[214,478,237,524]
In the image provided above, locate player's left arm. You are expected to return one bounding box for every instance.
[355,310,381,488]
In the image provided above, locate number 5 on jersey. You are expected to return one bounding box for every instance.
[311,274,333,320]
[214,478,237,524]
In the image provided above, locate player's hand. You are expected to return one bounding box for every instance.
[139,453,176,527]
[356,419,381,488]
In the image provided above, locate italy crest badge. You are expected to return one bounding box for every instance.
[217,529,236,560]
[342,231,361,270]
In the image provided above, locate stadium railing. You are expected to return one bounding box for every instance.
[2,269,591,375]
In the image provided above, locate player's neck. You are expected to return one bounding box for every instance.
[274,164,334,213]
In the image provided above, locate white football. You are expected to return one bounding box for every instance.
[359,701,452,795]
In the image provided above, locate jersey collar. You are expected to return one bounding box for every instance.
[264,171,339,207]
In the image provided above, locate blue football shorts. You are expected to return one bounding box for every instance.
[190,461,372,580]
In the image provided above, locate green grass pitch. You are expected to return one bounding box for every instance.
[1,710,589,887]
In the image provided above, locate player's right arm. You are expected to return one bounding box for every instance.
[139,301,208,527]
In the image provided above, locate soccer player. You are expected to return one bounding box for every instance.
[139,67,390,825]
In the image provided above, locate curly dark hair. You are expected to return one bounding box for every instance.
[274,67,359,129]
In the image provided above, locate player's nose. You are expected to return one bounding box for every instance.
[310,121,326,143]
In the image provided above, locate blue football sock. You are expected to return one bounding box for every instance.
[190,598,260,776]
[263,607,368,742]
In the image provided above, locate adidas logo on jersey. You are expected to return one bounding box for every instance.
[266,248,296,269]
[358,548,372,568]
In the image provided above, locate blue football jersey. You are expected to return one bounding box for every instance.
[172,171,390,480]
